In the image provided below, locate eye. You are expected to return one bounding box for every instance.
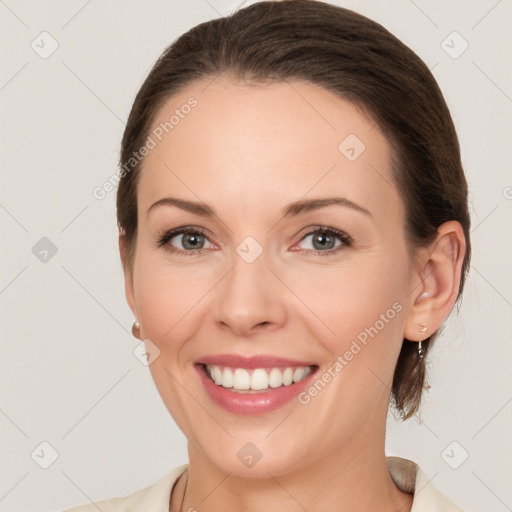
[156,225,353,257]
[156,227,216,255]
[294,226,353,256]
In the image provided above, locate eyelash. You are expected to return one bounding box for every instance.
[156,225,354,257]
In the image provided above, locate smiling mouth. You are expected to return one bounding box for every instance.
[198,363,318,393]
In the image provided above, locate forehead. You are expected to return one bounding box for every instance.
[138,76,401,221]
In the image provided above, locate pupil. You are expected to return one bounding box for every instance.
[314,233,333,250]
[184,233,203,250]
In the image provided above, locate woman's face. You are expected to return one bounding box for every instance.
[124,77,417,476]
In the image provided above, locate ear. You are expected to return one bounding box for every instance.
[119,233,138,319]
[404,221,467,342]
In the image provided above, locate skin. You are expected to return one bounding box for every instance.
[120,76,466,512]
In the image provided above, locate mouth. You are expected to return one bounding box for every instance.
[193,354,319,414]
[197,363,318,393]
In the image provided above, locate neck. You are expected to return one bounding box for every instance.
[176,423,413,512]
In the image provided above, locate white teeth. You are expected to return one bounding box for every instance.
[213,366,223,385]
[233,368,251,390]
[251,369,269,390]
[221,368,234,388]
[205,364,313,391]
[268,368,283,388]
[293,367,305,382]
[282,367,293,386]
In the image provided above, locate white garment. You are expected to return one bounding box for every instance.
[62,456,464,511]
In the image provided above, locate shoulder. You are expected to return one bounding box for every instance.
[61,464,188,512]
[386,456,465,511]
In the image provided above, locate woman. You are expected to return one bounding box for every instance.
[64,0,470,510]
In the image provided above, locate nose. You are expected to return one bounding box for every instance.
[214,248,286,337]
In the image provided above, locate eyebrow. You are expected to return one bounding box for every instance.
[147,196,372,218]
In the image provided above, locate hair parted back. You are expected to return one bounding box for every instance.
[116,0,471,419]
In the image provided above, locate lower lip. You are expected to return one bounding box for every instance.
[195,364,317,415]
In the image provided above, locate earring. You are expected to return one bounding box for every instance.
[132,320,140,339]
[418,323,427,358]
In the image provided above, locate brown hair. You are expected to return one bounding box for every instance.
[116,0,471,419]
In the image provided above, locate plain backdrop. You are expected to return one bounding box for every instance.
[1,1,511,511]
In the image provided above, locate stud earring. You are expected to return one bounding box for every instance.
[418,323,427,358]
[132,320,140,339]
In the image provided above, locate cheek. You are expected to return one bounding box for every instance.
[287,258,409,430]
[283,253,408,349]
[132,253,219,342]
[131,255,216,431]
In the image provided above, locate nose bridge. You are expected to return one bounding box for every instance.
[214,236,284,334]
[226,240,270,307]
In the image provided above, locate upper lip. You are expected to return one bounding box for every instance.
[196,354,317,369]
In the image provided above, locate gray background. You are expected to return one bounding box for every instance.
[0,1,511,511]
